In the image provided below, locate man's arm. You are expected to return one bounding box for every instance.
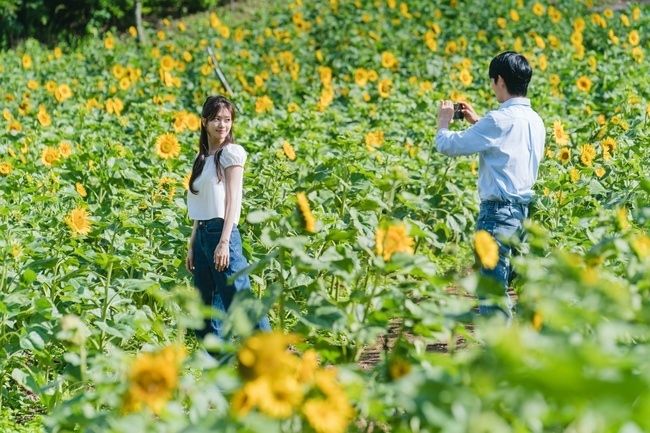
[435,114,499,157]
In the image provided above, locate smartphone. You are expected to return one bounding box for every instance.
[453,103,464,120]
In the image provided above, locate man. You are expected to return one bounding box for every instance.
[435,51,545,319]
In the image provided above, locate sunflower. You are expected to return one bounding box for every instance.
[354,68,368,87]
[425,36,438,52]
[509,9,520,22]
[458,69,472,87]
[22,54,32,69]
[377,78,392,98]
[55,84,73,103]
[282,140,296,160]
[182,172,191,190]
[123,345,186,414]
[532,2,544,16]
[538,54,548,71]
[570,31,583,46]
[595,167,606,178]
[600,137,616,155]
[287,102,299,113]
[27,80,39,90]
[445,40,458,54]
[631,235,650,259]
[154,133,180,159]
[549,74,560,87]
[296,192,316,233]
[621,14,630,26]
[0,162,13,176]
[318,65,332,84]
[104,35,114,50]
[558,148,571,164]
[365,130,384,152]
[256,376,304,419]
[296,350,319,384]
[7,120,22,132]
[160,55,175,72]
[375,223,414,261]
[474,230,499,270]
[302,398,352,433]
[381,51,397,69]
[570,168,580,182]
[255,95,273,114]
[388,357,412,381]
[231,380,261,417]
[112,64,126,79]
[628,30,640,46]
[37,110,52,127]
[58,141,73,158]
[532,311,543,331]
[173,112,187,133]
[186,113,201,131]
[106,98,124,116]
[64,206,92,236]
[580,143,596,166]
[40,146,60,166]
[75,182,87,197]
[616,207,630,231]
[576,76,592,92]
[237,332,300,381]
[119,77,131,91]
[553,120,569,146]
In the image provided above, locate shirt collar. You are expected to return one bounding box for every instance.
[499,97,531,109]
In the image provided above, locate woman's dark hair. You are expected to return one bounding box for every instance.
[189,96,236,194]
[488,51,532,97]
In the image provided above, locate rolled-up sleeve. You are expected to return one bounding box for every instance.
[435,114,500,157]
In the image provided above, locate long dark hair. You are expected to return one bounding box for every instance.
[189,96,236,194]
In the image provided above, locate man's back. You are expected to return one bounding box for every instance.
[478,98,545,203]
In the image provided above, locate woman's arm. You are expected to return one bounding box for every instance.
[186,219,198,274]
[213,165,244,271]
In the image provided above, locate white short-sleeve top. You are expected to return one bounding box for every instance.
[187,143,247,223]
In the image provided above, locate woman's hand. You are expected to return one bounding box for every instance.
[213,240,230,271]
[186,248,194,275]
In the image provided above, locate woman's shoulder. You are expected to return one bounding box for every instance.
[222,143,246,155]
[220,143,247,167]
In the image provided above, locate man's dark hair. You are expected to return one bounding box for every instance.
[489,51,532,96]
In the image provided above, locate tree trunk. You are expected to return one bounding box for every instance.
[135,0,149,46]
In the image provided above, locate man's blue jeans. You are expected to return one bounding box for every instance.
[193,218,271,340]
[475,201,529,319]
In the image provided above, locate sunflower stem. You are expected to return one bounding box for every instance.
[99,261,114,351]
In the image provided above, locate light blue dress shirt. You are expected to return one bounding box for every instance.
[435,98,545,204]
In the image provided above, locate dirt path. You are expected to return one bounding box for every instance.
[357,288,518,369]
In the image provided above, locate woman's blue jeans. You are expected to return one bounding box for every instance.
[475,201,529,320]
[192,218,271,340]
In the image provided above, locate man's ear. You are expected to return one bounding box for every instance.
[201,117,206,127]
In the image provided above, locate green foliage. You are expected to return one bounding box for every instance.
[0,0,649,432]
[0,0,222,48]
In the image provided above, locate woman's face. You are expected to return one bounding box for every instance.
[204,107,232,144]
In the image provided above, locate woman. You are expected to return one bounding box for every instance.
[185,95,271,341]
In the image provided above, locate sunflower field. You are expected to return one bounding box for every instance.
[1,0,650,431]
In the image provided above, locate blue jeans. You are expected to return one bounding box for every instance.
[193,218,271,340]
[475,201,529,319]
